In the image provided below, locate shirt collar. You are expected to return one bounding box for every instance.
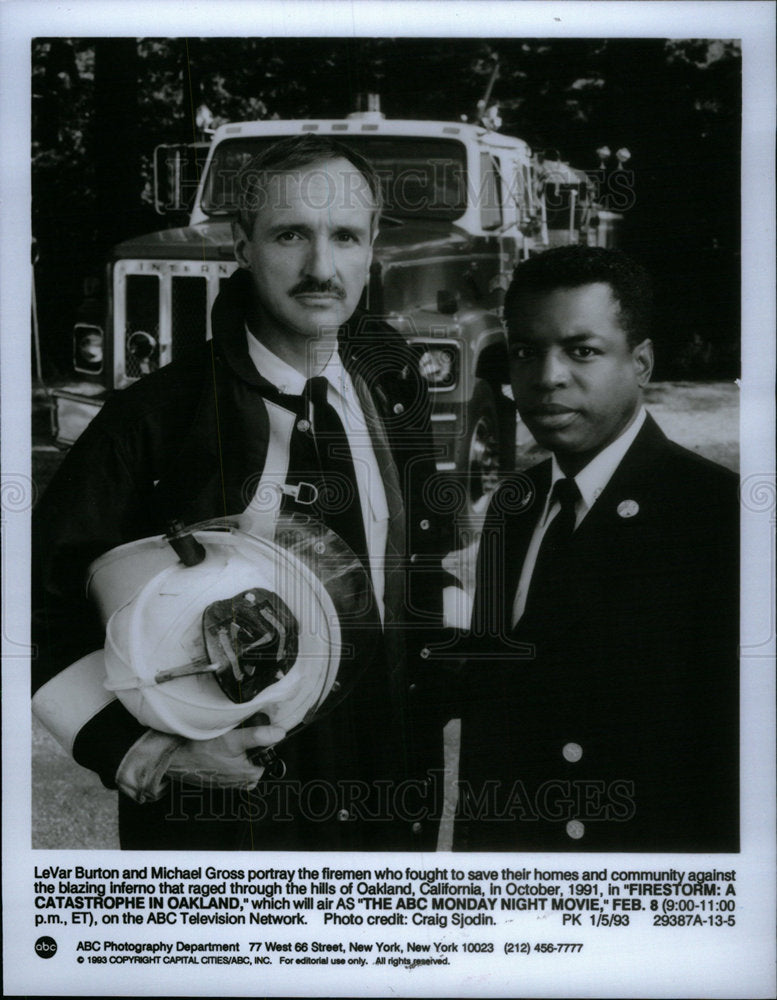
[546,406,647,522]
[245,324,348,400]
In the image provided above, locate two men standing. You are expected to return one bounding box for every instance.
[33,135,453,851]
[33,135,738,854]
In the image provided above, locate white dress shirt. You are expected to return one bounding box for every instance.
[511,407,647,627]
[246,329,389,620]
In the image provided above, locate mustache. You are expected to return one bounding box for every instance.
[289,277,346,298]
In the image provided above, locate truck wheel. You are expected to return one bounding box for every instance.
[458,380,515,534]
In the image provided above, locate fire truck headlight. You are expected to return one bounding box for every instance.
[418,346,457,389]
[73,323,104,374]
[127,330,158,362]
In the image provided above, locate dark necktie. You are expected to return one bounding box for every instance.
[522,477,580,621]
[303,375,369,565]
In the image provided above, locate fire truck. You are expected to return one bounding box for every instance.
[50,106,620,523]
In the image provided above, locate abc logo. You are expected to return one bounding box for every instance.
[35,936,58,959]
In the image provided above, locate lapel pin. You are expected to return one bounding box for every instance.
[617,499,640,519]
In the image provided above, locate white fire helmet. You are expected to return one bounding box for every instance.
[87,516,378,743]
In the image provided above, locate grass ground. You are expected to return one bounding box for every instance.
[30,381,738,850]
[643,381,739,471]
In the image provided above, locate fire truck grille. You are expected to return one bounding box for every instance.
[124,274,160,379]
[117,261,237,384]
[171,276,208,365]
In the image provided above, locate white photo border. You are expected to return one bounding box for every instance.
[2,2,775,997]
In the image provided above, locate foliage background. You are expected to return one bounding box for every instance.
[31,37,741,378]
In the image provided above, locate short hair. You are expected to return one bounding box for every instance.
[235,133,382,237]
[504,245,653,347]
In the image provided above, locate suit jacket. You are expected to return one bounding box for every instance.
[32,269,453,852]
[456,415,739,852]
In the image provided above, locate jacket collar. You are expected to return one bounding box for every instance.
[494,413,669,632]
[570,411,669,537]
[548,407,647,521]
[503,412,669,549]
[526,413,669,539]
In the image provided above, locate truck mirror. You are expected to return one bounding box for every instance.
[153,142,209,216]
[437,289,460,315]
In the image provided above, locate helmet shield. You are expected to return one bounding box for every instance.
[202,588,299,704]
[93,516,379,741]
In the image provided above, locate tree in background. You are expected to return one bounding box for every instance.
[31,37,741,378]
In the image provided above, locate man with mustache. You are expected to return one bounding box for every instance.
[33,134,452,850]
[456,245,739,852]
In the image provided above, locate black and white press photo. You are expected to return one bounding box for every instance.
[2,2,774,998]
[29,32,742,854]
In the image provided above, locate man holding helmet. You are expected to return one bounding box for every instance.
[33,134,453,851]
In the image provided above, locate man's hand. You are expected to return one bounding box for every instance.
[165,723,286,789]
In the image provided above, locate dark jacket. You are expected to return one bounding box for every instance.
[455,415,739,852]
[33,269,452,851]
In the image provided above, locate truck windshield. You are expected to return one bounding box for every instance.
[200,135,467,221]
